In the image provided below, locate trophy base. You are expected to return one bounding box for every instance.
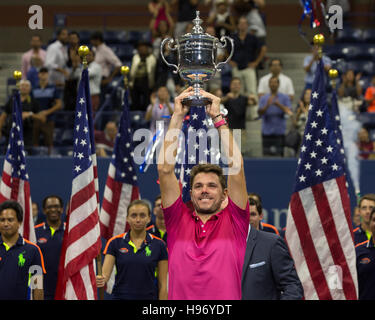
[182,96,211,107]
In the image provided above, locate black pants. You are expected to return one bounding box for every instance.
[262,134,285,157]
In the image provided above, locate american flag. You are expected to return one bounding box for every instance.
[176,106,219,202]
[55,68,101,300]
[285,60,358,300]
[0,90,35,242]
[100,89,140,239]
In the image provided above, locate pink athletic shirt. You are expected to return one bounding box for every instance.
[163,196,250,300]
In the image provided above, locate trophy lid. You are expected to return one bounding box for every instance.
[192,11,204,34]
[180,10,215,42]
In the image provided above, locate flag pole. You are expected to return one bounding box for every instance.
[78,45,104,300]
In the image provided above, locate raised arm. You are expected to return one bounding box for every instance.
[200,89,248,210]
[157,87,193,208]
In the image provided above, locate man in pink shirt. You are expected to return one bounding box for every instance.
[21,35,46,79]
[158,87,250,300]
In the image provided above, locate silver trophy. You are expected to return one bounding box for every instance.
[160,11,234,107]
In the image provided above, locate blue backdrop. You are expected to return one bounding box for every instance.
[1,156,373,230]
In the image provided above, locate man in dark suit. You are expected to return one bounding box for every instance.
[241,225,304,300]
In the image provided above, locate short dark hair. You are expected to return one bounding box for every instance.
[230,77,242,84]
[269,76,280,84]
[42,195,64,209]
[127,199,151,216]
[69,30,80,38]
[31,34,42,41]
[90,31,103,42]
[154,194,162,205]
[56,28,68,37]
[249,198,262,215]
[190,164,227,191]
[269,58,283,67]
[359,194,375,208]
[39,67,49,73]
[0,200,23,222]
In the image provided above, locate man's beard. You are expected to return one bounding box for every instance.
[194,199,223,215]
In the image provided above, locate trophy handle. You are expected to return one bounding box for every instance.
[213,36,234,72]
[160,37,179,74]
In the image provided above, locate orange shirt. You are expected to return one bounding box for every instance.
[364,86,375,112]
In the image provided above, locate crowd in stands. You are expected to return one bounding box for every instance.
[1,0,375,159]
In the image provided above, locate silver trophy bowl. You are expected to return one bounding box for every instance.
[160,11,234,107]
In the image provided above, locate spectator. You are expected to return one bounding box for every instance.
[0,200,45,300]
[221,77,256,153]
[248,193,279,235]
[242,222,304,300]
[293,88,311,139]
[145,86,174,136]
[151,19,174,57]
[32,202,39,224]
[258,76,292,157]
[129,41,157,111]
[246,0,267,41]
[230,16,265,96]
[353,206,361,227]
[63,31,81,111]
[0,80,41,152]
[337,70,362,105]
[94,120,117,157]
[149,0,174,36]
[353,194,375,245]
[303,43,331,90]
[90,31,122,89]
[67,31,80,68]
[146,195,167,243]
[44,28,69,88]
[71,50,102,112]
[355,207,375,300]
[358,127,375,160]
[364,75,375,113]
[96,199,168,300]
[21,35,46,83]
[32,67,63,155]
[258,58,295,102]
[171,0,200,38]
[158,87,250,299]
[35,195,65,300]
[205,25,224,92]
[207,0,236,38]
[152,20,181,94]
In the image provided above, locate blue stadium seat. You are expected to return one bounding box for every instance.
[340,45,372,61]
[362,29,375,43]
[116,43,135,62]
[346,60,375,76]
[61,129,74,146]
[115,30,128,44]
[335,28,363,43]
[104,30,122,44]
[130,111,149,131]
[332,59,347,75]
[366,45,375,61]
[128,31,142,44]
[78,30,92,45]
[324,44,345,60]
[370,129,375,141]
[6,78,16,99]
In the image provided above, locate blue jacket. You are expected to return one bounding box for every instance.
[242,227,304,300]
